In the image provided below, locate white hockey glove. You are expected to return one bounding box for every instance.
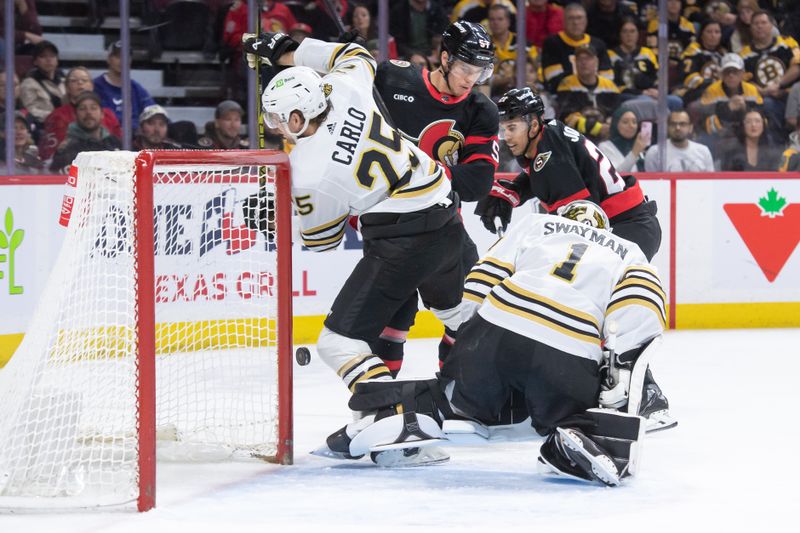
[599,367,631,409]
[242,31,299,69]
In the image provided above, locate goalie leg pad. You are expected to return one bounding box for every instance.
[348,379,454,425]
[348,412,446,456]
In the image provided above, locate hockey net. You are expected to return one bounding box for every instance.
[0,150,293,511]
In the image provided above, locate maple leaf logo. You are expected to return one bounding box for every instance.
[724,189,800,282]
[757,188,787,218]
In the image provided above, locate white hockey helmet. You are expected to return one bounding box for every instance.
[557,200,610,230]
[261,66,328,141]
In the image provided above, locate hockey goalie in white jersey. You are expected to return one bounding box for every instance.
[318,200,667,484]
[243,34,467,394]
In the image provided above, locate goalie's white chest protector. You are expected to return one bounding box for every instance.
[288,39,452,243]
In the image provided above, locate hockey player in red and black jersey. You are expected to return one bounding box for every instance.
[370,20,500,377]
[475,87,675,432]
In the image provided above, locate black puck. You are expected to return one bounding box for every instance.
[295,346,311,366]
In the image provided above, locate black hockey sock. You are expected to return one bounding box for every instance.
[370,338,405,378]
[438,327,457,369]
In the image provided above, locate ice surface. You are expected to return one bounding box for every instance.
[2,329,799,532]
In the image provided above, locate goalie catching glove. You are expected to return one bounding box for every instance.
[242,32,299,69]
[474,179,522,234]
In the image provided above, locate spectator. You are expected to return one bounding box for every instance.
[19,40,66,125]
[449,0,517,24]
[0,70,22,113]
[644,110,715,171]
[609,18,661,103]
[586,0,637,50]
[39,66,122,161]
[779,119,800,171]
[729,0,777,53]
[0,110,45,172]
[50,91,122,174]
[348,3,398,59]
[703,1,738,46]
[679,19,727,104]
[93,41,157,132]
[646,0,697,73]
[556,44,622,143]
[198,100,250,149]
[698,53,763,141]
[0,0,43,55]
[740,10,800,138]
[305,0,346,42]
[262,0,297,33]
[786,80,800,129]
[390,0,449,58]
[133,105,182,150]
[525,0,563,50]
[598,108,650,172]
[719,108,783,169]
[541,3,613,93]
[488,2,539,97]
[288,22,313,45]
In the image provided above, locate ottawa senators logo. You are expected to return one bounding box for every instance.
[416,119,465,167]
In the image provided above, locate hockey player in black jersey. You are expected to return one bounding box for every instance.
[476,86,675,432]
[369,20,501,377]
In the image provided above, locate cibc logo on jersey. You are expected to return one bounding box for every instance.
[90,189,281,303]
[417,119,465,167]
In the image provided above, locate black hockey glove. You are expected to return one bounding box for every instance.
[242,32,300,69]
[337,29,366,46]
[242,191,275,242]
[474,179,522,234]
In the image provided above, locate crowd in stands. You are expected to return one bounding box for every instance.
[2,0,800,174]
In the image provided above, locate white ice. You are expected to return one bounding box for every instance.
[2,328,799,532]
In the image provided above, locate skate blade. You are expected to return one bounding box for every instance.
[368,437,446,452]
[644,410,678,433]
[309,445,364,461]
[372,447,450,468]
[557,428,620,487]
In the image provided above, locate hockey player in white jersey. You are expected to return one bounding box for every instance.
[242,33,466,395]
[318,200,666,484]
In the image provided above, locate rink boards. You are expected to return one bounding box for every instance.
[1,171,799,364]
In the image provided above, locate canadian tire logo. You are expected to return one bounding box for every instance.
[723,188,800,282]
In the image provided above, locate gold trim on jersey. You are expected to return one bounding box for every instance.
[479,257,515,276]
[558,31,590,48]
[556,74,621,94]
[391,169,444,198]
[501,279,600,330]
[486,292,602,345]
[302,212,350,236]
[466,270,505,286]
[302,226,346,250]
[607,299,667,329]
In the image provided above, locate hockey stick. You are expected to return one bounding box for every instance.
[494,217,505,238]
[318,0,397,129]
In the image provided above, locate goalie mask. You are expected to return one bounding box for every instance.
[261,66,328,141]
[557,200,610,230]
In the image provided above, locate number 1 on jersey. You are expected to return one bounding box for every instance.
[551,243,588,282]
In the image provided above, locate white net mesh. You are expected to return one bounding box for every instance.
[0,151,286,509]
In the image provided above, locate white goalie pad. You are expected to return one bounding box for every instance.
[626,336,662,415]
[349,413,446,456]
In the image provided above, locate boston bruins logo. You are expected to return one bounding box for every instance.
[701,60,720,80]
[668,41,684,60]
[417,119,465,167]
[755,56,785,86]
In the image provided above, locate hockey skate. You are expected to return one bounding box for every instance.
[546,428,620,486]
[639,370,677,433]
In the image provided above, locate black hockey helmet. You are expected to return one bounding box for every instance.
[441,20,495,71]
[497,87,545,121]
